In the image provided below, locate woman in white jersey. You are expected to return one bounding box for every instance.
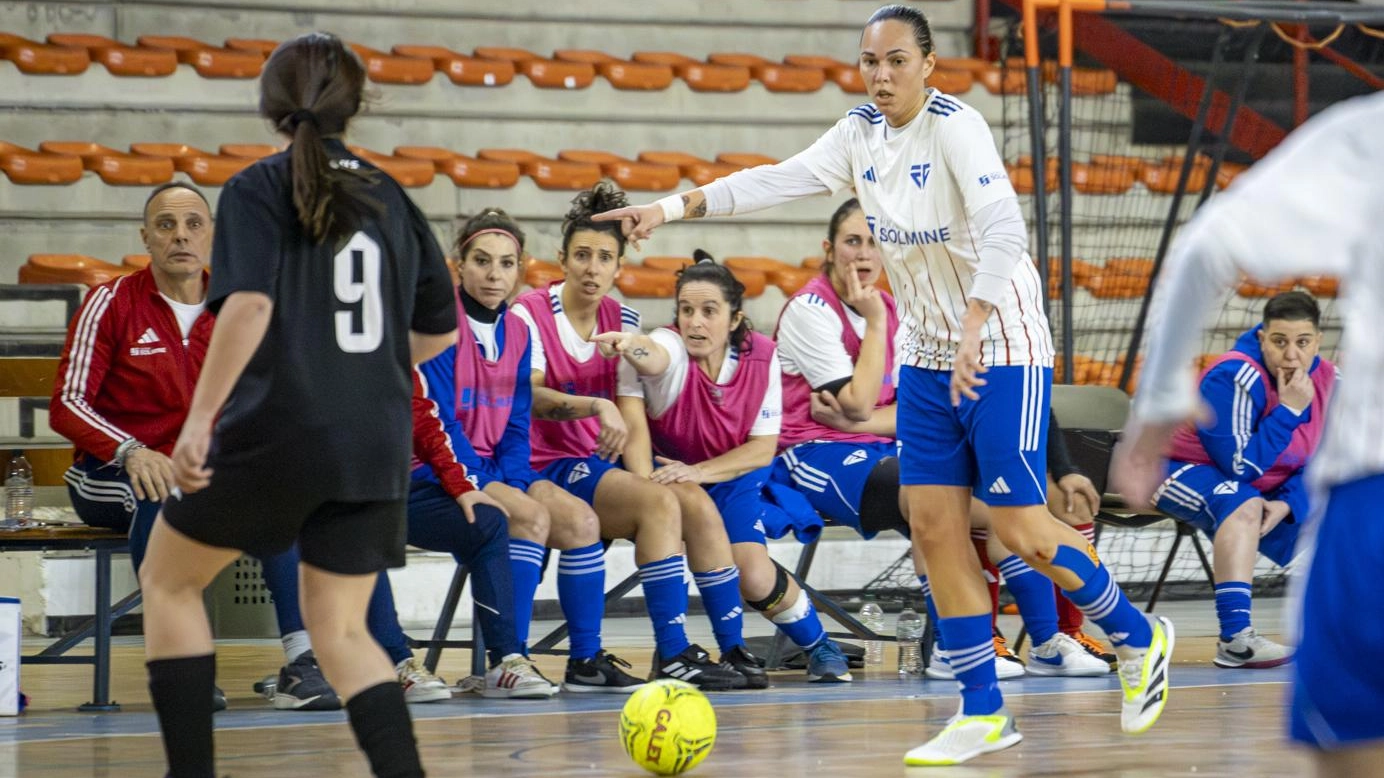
[1113,91,1384,778]
[775,198,1108,680]
[511,182,756,691]
[596,4,1172,764]
[597,258,855,684]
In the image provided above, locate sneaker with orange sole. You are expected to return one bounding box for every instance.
[993,631,1027,676]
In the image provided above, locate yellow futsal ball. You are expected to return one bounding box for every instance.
[618,679,717,775]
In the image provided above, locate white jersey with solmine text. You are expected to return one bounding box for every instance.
[796,90,1053,371]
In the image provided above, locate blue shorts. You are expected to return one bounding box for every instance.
[538,455,623,506]
[777,441,895,539]
[462,458,539,492]
[896,365,1050,506]
[1154,462,1300,567]
[1290,472,1384,749]
[704,468,773,546]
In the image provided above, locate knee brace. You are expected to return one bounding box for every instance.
[746,563,791,612]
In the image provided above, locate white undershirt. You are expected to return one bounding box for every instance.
[159,294,206,343]
[511,283,643,397]
[639,328,782,437]
[468,316,499,360]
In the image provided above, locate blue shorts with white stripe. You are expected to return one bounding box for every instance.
[775,441,895,539]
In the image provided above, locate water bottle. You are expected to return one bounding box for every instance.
[896,607,924,677]
[858,596,885,666]
[4,452,34,528]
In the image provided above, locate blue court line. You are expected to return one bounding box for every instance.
[0,666,1290,746]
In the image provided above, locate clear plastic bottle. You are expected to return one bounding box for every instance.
[895,607,924,677]
[4,452,34,527]
[858,596,885,666]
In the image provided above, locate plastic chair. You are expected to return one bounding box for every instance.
[716,152,778,170]
[136,35,263,78]
[784,54,863,93]
[394,147,520,189]
[1300,276,1338,298]
[473,47,594,89]
[223,38,280,57]
[615,264,678,298]
[19,254,129,286]
[553,50,674,91]
[1006,162,1056,194]
[725,267,767,298]
[976,63,1026,95]
[1089,154,1146,179]
[557,150,680,191]
[46,33,176,77]
[130,143,252,185]
[0,33,90,75]
[928,68,975,94]
[348,43,434,84]
[631,52,750,92]
[641,256,695,273]
[348,146,436,187]
[1236,279,1296,299]
[773,266,820,296]
[723,256,797,291]
[1216,161,1248,190]
[219,144,279,160]
[706,52,825,93]
[1072,162,1135,195]
[478,149,600,190]
[391,44,514,86]
[525,260,566,288]
[1141,158,1210,195]
[637,151,739,186]
[37,142,173,185]
[121,254,151,270]
[0,142,83,184]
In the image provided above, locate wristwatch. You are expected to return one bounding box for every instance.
[114,438,146,468]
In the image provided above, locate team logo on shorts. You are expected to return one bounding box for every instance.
[1213,481,1240,495]
[843,449,868,466]
[568,462,591,484]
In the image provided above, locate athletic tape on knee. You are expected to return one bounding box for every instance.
[769,587,811,625]
[746,564,790,612]
[1050,543,1099,579]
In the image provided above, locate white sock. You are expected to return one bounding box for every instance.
[282,629,312,663]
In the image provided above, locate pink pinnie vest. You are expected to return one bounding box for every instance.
[1167,350,1336,492]
[454,297,530,459]
[774,274,898,448]
[514,287,623,469]
[648,330,776,464]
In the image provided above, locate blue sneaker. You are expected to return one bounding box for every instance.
[806,640,853,683]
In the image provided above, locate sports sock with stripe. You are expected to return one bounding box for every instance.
[693,566,745,653]
[1051,544,1153,652]
[1214,581,1253,641]
[937,614,1004,716]
[557,542,606,661]
[507,538,546,649]
[639,555,692,661]
[997,555,1059,647]
[769,588,827,651]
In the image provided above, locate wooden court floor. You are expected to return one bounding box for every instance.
[2,636,1313,777]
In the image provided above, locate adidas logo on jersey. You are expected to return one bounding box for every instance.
[861,166,877,183]
[568,462,591,484]
[137,328,160,344]
[988,477,1012,495]
[1213,481,1240,496]
[910,162,931,189]
[843,449,868,466]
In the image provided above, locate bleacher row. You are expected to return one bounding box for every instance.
[0,32,1120,97]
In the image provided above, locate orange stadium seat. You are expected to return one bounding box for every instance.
[928,68,975,94]
[1072,162,1135,195]
[219,143,279,159]
[637,151,740,186]
[774,266,820,295]
[723,256,801,294]
[478,149,601,190]
[524,259,566,288]
[348,43,434,85]
[725,266,767,298]
[1140,157,1210,194]
[784,54,864,93]
[473,47,595,89]
[1196,353,1220,372]
[553,50,675,91]
[0,141,83,184]
[224,38,280,57]
[1216,160,1247,190]
[557,150,681,191]
[38,141,172,185]
[707,53,825,93]
[976,64,1026,95]
[1006,161,1057,194]
[391,44,514,86]
[642,256,694,273]
[46,33,176,77]
[1089,154,1145,179]
[616,264,678,298]
[716,152,778,170]
[1236,278,1296,298]
[136,35,263,78]
[1300,276,1338,298]
[394,147,521,188]
[1042,65,1118,95]
[19,254,130,286]
[348,146,436,187]
[1085,258,1153,299]
[935,57,993,75]
[801,257,825,270]
[631,52,751,92]
[130,143,254,186]
[0,32,90,75]
[1046,258,1099,298]
[122,254,151,270]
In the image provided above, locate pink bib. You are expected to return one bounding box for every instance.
[648,330,776,464]
[453,297,529,459]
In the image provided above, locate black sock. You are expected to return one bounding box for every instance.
[146,653,216,778]
[346,681,425,778]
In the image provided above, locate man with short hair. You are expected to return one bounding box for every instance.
[1154,290,1335,668]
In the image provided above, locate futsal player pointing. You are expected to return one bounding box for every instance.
[138,33,477,777]
[597,4,1173,764]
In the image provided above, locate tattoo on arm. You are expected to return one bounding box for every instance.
[542,402,578,421]
[630,346,649,360]
[687,200,707,219]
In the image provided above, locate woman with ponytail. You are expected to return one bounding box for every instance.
[140,32,472,778]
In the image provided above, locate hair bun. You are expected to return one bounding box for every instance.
[692,248,716,264]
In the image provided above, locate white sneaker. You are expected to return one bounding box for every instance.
[1214,627,1292,669]
[1118,616,1175,734]
[903,708,1023,766]
[924,647,1025,681]
[395,657,451,703]
[1027,633,1115,677]
[482,654,559,699]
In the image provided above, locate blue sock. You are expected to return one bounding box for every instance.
[508,538,545,649]
[918,575,946,652]
[557,543,606,661]
[1051,545,1153,649]
[1214,581,1252,641]
[639,555,691,660]
[365,571,414,666]
[997,555,1059,646]
[938,613,1003,715]
[693,566,745,653]
[769,589,827,651]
